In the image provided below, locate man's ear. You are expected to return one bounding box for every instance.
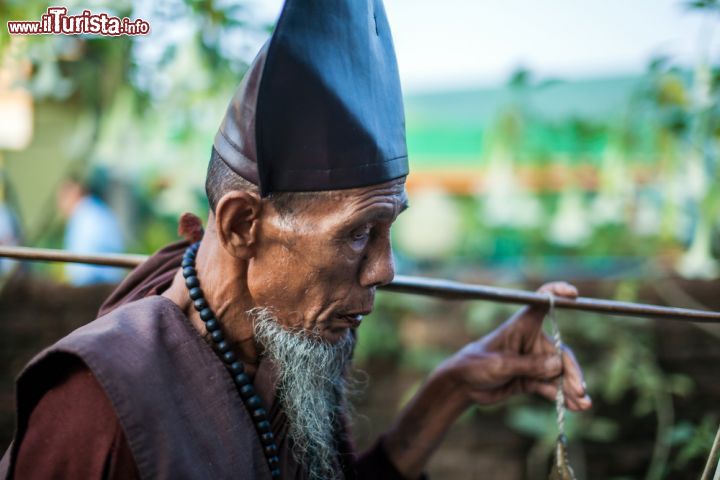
[214,190,262,259]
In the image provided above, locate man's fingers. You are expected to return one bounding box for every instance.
[537,281,579,300]
[498,353,562,380]
[520,281,579,323]
[503,346,592,411]
[561,346,592,410]
[526,379,557,402]
[526,377,592,411]
[561,347,585,396]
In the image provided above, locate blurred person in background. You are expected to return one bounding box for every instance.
[0,171,22,275]
[56,175,124,285]
[0,203,21,276]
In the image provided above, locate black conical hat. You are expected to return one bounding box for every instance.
[213,0,408,197]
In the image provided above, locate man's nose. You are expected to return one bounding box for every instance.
[359,233,395,288]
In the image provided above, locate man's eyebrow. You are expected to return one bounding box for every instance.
[346,199,409,226]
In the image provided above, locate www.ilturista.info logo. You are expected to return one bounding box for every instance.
[7,7,150,36]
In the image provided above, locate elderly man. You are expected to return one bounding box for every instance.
[0,0,590,479]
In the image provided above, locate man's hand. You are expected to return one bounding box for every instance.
[383,281,591,479]
[439,281,591,411]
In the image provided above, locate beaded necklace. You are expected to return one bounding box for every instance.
[182,241,281,478]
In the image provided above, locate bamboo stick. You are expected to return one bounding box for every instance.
[1,245,719,323]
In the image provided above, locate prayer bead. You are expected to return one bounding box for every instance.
[264,444,278,456]
[182,242,279,478]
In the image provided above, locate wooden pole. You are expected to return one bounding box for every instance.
[1,245,719,323]
[0,246,148,268]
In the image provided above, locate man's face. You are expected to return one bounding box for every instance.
[56,181,84,219]
[247,178,408,342]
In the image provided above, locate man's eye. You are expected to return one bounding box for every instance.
[351,225,371,242]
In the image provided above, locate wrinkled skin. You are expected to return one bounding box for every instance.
[443,281,589,410]
[163,177,591,479]
[383,281,591,478]
[246,179,407,342]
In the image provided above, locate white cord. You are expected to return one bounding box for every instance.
[546,292,566,444]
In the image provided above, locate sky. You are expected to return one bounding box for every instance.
[245,0,714,93]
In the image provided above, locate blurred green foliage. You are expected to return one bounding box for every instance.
[1,0,267,253]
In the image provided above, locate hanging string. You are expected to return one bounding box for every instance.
[547,293,567,443]
[546,293,576,480]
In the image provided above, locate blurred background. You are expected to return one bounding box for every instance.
[1,0,719,478]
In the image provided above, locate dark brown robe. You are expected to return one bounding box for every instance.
[0,241,408,479]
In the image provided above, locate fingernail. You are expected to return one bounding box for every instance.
[582,381,587,391]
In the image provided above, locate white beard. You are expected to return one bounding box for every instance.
[251,307,355,480]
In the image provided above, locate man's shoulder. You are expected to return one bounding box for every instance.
[7,295,273,480]
[59,295,184,349]
[44,296,197,378]
[19,295,190,392]
[95,293,181,324]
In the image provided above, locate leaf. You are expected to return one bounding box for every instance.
[507,406,557,440]
[584,417,620,442]
[667,374,694,397]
